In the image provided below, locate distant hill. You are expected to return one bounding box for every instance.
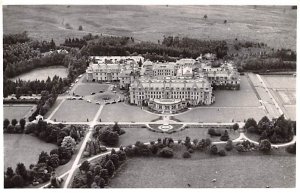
[3,5,297,50]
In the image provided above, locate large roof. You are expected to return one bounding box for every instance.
[132,77,211,89]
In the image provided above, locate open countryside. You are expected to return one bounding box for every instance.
[3,4,296,189]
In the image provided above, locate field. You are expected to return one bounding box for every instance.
[73,84,110,96]
[3,5,296,50]
[3,105,35,120]
[50,100,99,122]
[100,103,159,122]
[115,127,239,147]
[109,154,295,188]
[175,76,266,122]
[4,134,57,169]
[9,66,68,81]
[261,75,296,120]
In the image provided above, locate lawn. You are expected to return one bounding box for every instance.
[50,100,100,122]
[3,105,35,120]
[115,127,240,147]
[9,66,68,81]
[100,103,159,122]
[4,134,57,169]
[73,84,110,96]
[109,153,295,188]
[3,6,296,50]
[174,107,266,123]
[91,93,119,102]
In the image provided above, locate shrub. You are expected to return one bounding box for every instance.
[78,25,83,31]
[225,140,233,151]
[220,130,229,141]
[11,175,24,187]
[259,139,271,153]
[286,143,296,154]
[182,151,191,158]
[208,128,221,136]
[188,148,194,153]
[218,150,226,156]
[158,147,174,158]
[98,127,119,146]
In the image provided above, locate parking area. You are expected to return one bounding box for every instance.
[72,84,110,97]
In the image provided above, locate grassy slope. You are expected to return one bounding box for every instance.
[3,5,296,50]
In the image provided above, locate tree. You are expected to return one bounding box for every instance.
[225,140,233,151]
[4,118,10,129]
[38,151,50,164]
[61,136,76,153]
[5,167,15,178]
[15,163,27,181]
[19,118,26,132]
[204,14,208,20]
[245,118,257,130]
[79,160,90,173]
[232,123,239,131]
[104,160,115,177]
[259,139,271,153]
[182,151,191,158]
[48,154,60,168]
[78,25,83,31]
[11,119,18,126]
[110,154,120,169]
[11,175,24,188]
[210,145,218,155]
[7,125,15,133]
[224,20,227,24]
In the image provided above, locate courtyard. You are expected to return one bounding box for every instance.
[72,84,110,97]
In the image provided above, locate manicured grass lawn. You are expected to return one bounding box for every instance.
[109,154,295,188]
[50,100,99,122]
[212,76,260,107]
[174,107,266,123]
[116,127,240,147]
[4,105,35,120]
[4,134,57,169]
[100,103,159,122]
[73,84,110,96]
[10,66,68,81]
